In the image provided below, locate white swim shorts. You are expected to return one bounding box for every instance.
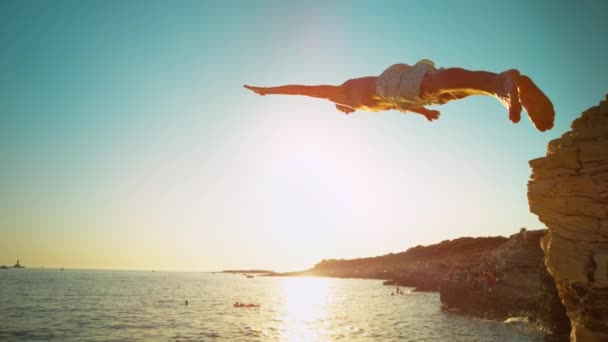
[376,59,439,110]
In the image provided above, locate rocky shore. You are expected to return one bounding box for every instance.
[439,229,570,338]
[304,235,508,289]
[276,229,570,338]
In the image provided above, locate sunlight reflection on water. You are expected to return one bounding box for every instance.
[281,277,332,341]
[0,270,544,341]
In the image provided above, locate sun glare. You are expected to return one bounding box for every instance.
[280,277,333,340]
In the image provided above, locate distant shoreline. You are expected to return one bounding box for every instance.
[221,269,276,274]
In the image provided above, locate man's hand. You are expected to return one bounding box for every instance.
[423,109,440,121]
[336,104,355,114]
[244,85,267,96]
[410,107,441,121]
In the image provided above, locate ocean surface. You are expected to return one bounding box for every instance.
[0,269,544,341]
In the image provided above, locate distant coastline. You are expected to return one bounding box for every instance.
[221,269,276,274]
[268,234,510,280]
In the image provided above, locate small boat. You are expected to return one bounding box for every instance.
[246,275,254,278]
[233,302,260,308]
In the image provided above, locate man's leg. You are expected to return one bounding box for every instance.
[421,68,522,124]
[518,75,555,132]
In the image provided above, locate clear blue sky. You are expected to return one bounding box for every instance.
[1,0,607,271]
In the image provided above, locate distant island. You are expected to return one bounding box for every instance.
[0,259,25,270]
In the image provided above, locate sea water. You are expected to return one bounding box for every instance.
[0,269,543,341]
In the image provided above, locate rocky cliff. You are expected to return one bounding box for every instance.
[528,95,608,341]
[439,229,570,337]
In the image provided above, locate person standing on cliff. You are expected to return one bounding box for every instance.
[244,59,555,132]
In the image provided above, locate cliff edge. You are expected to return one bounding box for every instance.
[528,95,608,341]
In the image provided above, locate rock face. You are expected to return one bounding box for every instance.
[528,95,608,341]
[439,230,570,337]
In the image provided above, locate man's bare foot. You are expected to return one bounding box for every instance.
[518,75,555,132]
[244,85,267,96]
[496,70,522,124]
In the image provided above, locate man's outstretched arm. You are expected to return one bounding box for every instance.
[244,84,340,100]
